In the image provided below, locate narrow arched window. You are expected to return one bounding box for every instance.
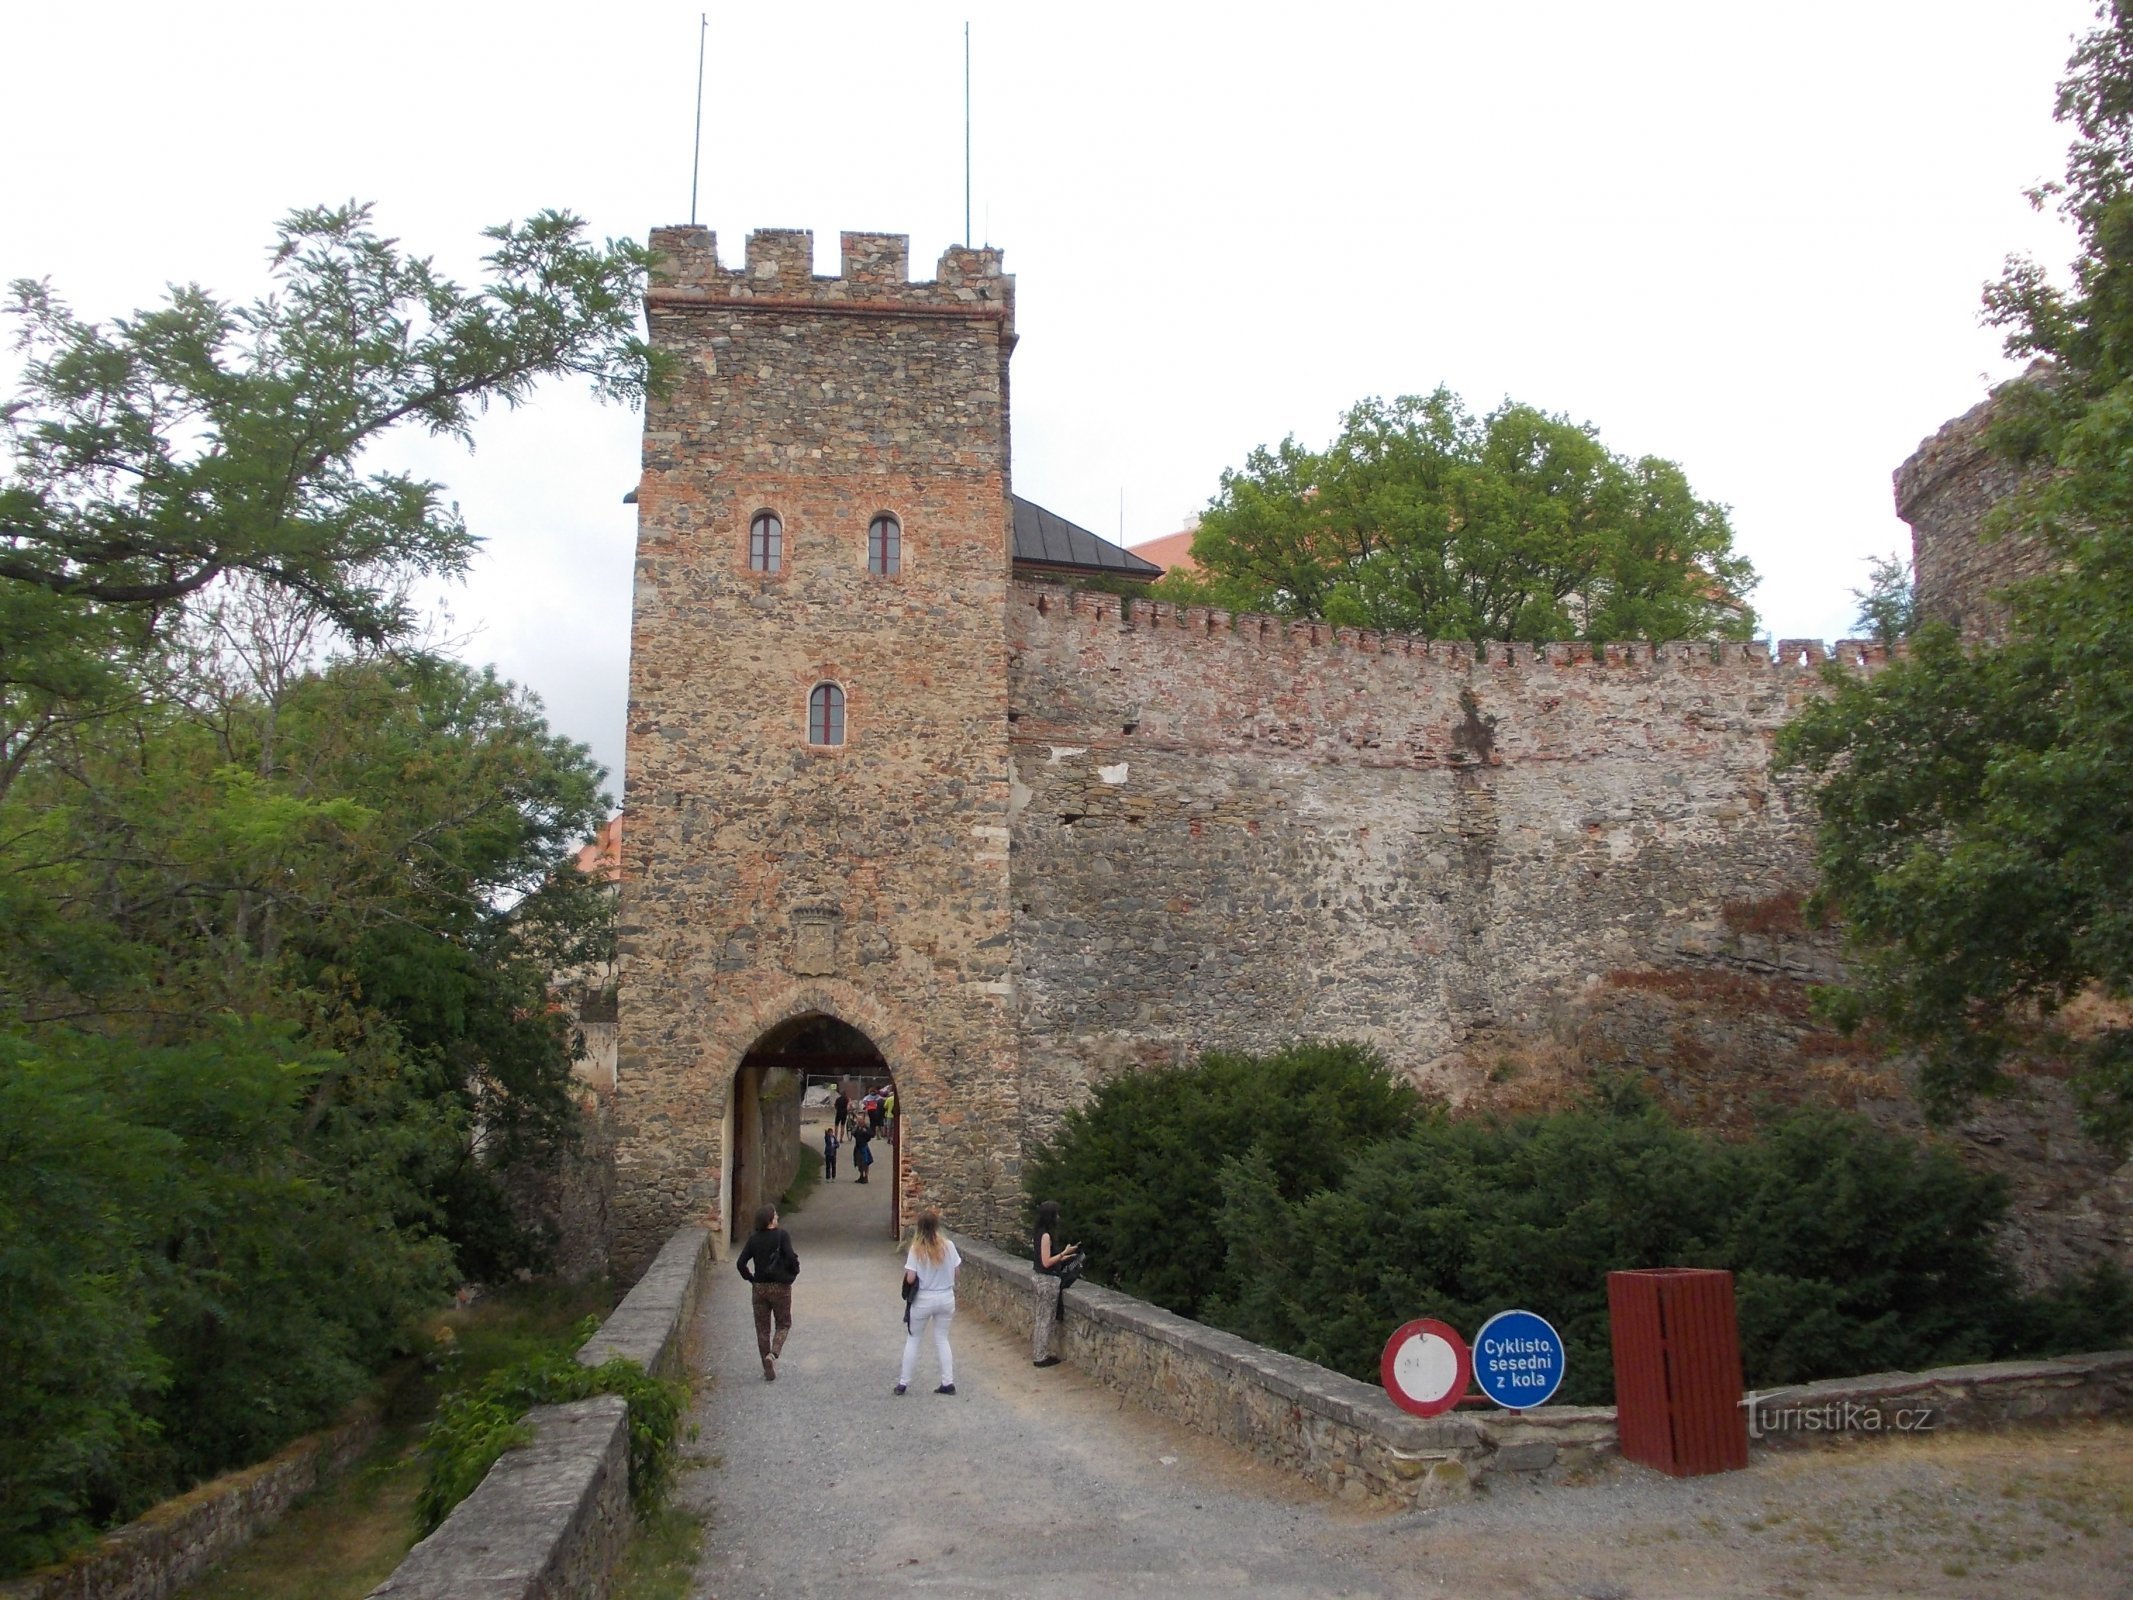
[868,513,902,576]
[749,510,783,573]
[808,683,845,746]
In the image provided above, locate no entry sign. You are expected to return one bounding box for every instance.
[1472,1309,1567,1409]
[1379,1318,1471,1417]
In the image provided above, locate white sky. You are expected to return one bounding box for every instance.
[1,0,2097,806]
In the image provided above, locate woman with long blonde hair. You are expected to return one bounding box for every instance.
[896,1208,962,1396]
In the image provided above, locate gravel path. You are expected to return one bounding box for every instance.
[675,1131,2133,1599]
[677,1136,1396,1599]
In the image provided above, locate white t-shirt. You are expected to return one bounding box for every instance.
[905,1238,962,1295]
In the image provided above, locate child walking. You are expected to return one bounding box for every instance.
[822,1124,839,1180]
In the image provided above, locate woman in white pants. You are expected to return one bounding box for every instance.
[896,1208,962,1395]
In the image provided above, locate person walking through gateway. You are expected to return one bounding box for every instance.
[852,1121,874,1183]
[896,1208,962,1396]
[1030,1199,1079,1367]
[736,1203,800,1381]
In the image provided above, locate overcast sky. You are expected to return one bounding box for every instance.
[2,0,2098,809]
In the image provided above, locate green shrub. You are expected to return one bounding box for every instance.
[416,1321,687,1533]
[0,1026,451,1575]
[1214,1087,2133,1402]
[1023,1041,1420,1318]
[1210,1087,1729,1401]
[1031,1048,2133,1406]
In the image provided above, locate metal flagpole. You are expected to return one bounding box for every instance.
[964,22,972,247]
[690,13,708,225]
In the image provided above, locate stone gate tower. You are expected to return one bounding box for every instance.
[611,227,1021,1273]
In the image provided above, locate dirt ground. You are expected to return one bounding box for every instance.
[684,1133,2131,1600]
[1362,1421,2133,1599]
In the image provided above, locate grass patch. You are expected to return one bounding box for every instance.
[174,1278,613,1600]
[612,1500,707,1600]
[781,1136,822,1214]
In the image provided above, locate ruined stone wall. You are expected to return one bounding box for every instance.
[1005,583,1881,1149]
[613,227,1022,1275]
[1895,383,2057,639]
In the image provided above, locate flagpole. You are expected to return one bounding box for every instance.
[964,22,972,247]
[690,13,708,225]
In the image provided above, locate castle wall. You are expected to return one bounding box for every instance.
[613,227,1022,1274]
[1895,385,2057,638]
[1006,583,1878,1142]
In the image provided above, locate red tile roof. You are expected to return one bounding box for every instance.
[575,814,623,882]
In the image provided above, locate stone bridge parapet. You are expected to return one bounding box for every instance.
[367,1226,710,1600]
[951,1233,1615,1503]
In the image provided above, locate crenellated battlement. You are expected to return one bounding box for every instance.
[646,225,1013,328]
[1011,581,1890,676]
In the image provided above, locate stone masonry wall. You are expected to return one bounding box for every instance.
[614,228,1022,1275]
[953,1233,1616,1504]
[368,1228,710,1600]
[1895,381,2058,640]
[1005,582,1878,1145]
[0,1406,380,1600]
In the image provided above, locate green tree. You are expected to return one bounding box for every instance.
[0,647,613,1272]
[1780,4,2133,1148]
[1154,388,1755,642]
[0,203,644,1570]
[0,1025,452,1570]
[2,203,654,803]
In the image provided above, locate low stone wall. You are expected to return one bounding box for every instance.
[1747,1350,2133,1445]
[952,1236,1613,1505]
[0,1405,381,1600]
[957,1237,2133,1500]
[366,1225,711,1600]
[367,1398,630,1600]
[578,1225,708,1378]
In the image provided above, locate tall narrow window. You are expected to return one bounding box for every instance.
[867,513,902,576]
[808,682,845,746]
[749,510,783,573]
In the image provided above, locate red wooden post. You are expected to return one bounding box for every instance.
[1608,1268,1749,1476]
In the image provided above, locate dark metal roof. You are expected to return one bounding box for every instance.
[1011,495,1164,579]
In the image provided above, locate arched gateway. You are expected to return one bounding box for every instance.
[726,1013,899,1240]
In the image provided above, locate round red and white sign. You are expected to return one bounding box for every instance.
[1380,1318,1472,1417]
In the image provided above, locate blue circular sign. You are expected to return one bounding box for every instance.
[1471,1309,1566,1409]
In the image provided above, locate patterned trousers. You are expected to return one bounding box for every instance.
[1030,1269,1060,1361]
[752,1282,792,1358]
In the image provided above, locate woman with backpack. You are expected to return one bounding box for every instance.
[852,1122,874,1183]
[1030,1199,1080,1368]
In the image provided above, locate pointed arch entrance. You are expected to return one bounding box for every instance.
[725,1012,899,1241]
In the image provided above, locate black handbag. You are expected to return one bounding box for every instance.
[901,1273,919,1330]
